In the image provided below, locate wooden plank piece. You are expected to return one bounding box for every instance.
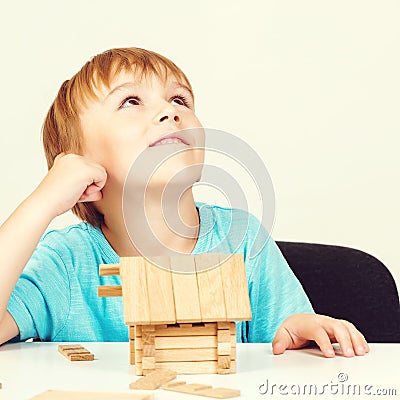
[120,257,151,324]
[197,387,241,398]
[134,347,236,362]
[98,286,122,297]
[58,344,94,362]
[219,254,252,320]
[58,344,84,351]
[145,257,176,324]
[68,353,94,361]
[129,368,177,390]
[162,382,240,398]
[170,255,202,323]
[136,361,236,374]
[217,330,230,343]
[99,264,120,276]
[136,335,217,350]
[217,355,231,369]
[30,390,153,399]
[195,254,227,322]
[154,323,217,337]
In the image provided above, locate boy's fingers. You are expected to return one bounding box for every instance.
[331,322,355,357]
[341,320,369,355]
[78,184,103,202]
[311,327,335,358]
[272,327,292,355]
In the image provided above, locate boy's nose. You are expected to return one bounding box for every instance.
[159,114,180,123]
[156,106,181,125]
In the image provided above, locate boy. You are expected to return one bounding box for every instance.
[0,47,369,358]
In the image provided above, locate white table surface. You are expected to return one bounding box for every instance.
[0,342,398,400]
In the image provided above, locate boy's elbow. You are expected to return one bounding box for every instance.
[0,311,20,346]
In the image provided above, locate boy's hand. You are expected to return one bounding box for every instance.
[34,153,107,217]
[272,314,370,358]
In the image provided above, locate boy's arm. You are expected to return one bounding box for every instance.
[0,153,106,344]
[0,311,19,344]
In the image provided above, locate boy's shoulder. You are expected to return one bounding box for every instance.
[196,201,264,231]
[38,221,111,257]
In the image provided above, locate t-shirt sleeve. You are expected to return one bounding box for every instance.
[6,237,71,342]
[241,213,314,343]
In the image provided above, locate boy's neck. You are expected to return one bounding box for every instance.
[100,189,200,257]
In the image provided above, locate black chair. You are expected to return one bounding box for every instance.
[276,241,400,343]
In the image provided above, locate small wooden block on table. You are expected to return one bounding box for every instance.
[30,390,153,399]
[129,368,177,390]
[162,380,240,398]
[58,344,94,361]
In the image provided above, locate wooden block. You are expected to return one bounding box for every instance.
[135,325,142,337]
[129,368,177,390]
[120,257,151,324]
[170,255,202,322]
[145,257,176,324]
[142,333,155,346]
[142,326,155,358]
[161,381,187,389]
[142,356,155,370]
[135,347,231,362]
[130,350,135,365]
[99,264,120,276]
[98,286,122,297]
[143,345,154,358]
[154,323,217,337]
[197,387,241,398]
[30,390,153,399]
[218,342,231,356]
[217,355,231,369]
[195,254,227,322]
[58,344,84,351]
[219,254,252,320]
[68,353,95,361]
[134,347,236,362]
[162,382,240,398]
[217,330,230,343]
[58,344,94,362]
[137,361,236,374]
[180,383,213,393]
[155,324,168,329]
[135,338,142,362]
[62,349,90,356]
[217,322,232,330]
[129,326,135,340]
[179,323,192,328]
[135,362,143,376]
[0,382,2,389]
[152,335,217,349]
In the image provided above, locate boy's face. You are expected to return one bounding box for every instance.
[79,70,204,190]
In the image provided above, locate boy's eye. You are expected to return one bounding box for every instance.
[120,96,140,108]
[171,95,190,107]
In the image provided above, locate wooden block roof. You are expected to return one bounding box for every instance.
[99,254,252,325]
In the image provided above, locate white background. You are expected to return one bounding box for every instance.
[0,0,399,288]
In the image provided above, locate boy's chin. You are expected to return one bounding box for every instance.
[144,163,203,191]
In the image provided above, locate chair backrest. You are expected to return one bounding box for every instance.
[276,241,400,342]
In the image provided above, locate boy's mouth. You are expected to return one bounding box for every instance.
[149,137,187,147]
[149,132,189,147]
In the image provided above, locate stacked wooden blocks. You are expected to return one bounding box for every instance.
[58,344,94,361]
[99,253,251,375]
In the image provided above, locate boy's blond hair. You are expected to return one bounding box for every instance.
[42,47,194,227]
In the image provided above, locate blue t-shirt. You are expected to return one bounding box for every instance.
[7,202,314,343]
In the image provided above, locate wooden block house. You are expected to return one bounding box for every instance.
[98,253,252,375]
